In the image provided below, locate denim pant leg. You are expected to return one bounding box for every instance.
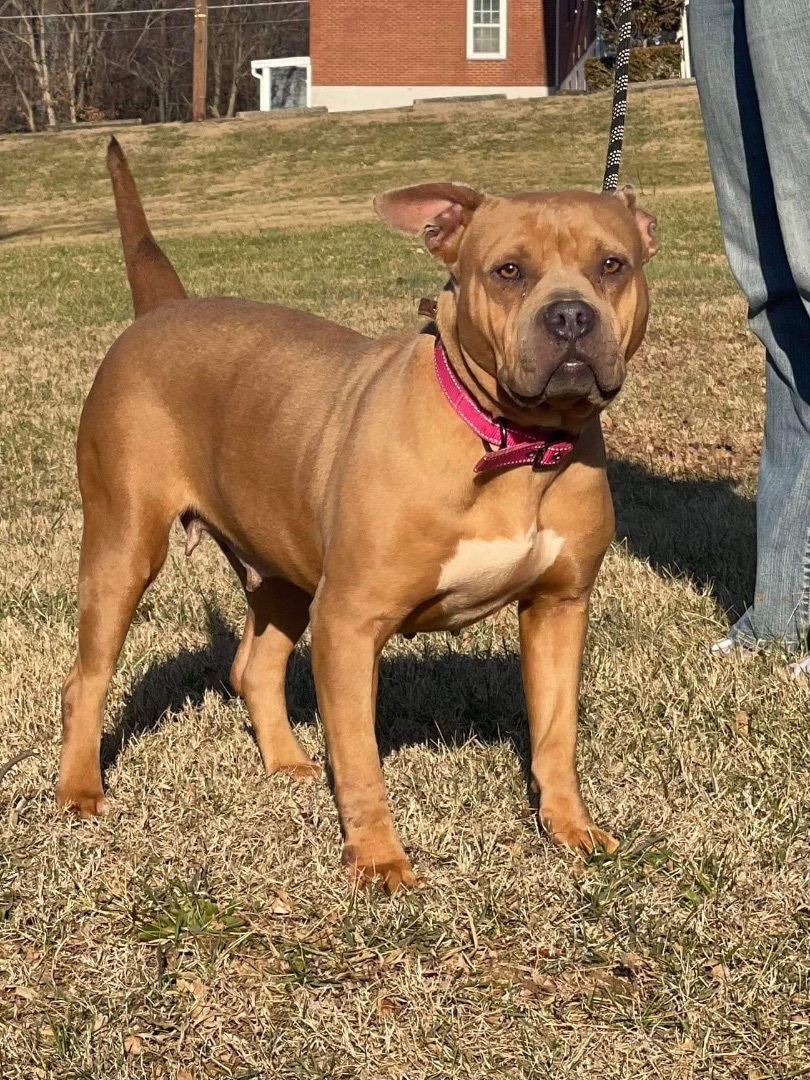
[689,0,810,649]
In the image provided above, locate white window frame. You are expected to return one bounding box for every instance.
[250,56,312,111]
[466,0,507,60]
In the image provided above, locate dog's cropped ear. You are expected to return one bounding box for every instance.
[616,184,659,263]
[374,183,485,264]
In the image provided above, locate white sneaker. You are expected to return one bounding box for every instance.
[786,655,810,680]
[709,635,759,656]
[709,636,740,656]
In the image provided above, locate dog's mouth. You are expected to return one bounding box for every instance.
[505,386,555,410]
[502,355,622,411]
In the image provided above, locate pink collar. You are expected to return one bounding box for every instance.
[433,338,577,475]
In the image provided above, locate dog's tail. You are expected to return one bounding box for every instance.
[106,136,187,317]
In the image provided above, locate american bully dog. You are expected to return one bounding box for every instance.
[58,138,657,891]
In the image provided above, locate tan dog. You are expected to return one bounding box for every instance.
[58,139,657,891]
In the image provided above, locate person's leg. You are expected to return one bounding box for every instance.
[690,0,810,650]
[742,0,810,652]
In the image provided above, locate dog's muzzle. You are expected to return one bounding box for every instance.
[506,298,622,407]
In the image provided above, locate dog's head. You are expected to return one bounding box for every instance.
[375,184,657,425]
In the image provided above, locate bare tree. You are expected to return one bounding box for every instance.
[60,0,112,123]
[114,2,191,124]
[0,0,61,128]
[0,23,36,129]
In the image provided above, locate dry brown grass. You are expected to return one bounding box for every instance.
[0,84,705,245]
[1,89,809,1079]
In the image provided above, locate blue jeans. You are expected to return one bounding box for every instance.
[689,0,810,650]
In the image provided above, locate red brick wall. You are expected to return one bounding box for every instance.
[310,0,550,87]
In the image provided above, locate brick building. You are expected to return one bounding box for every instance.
[309,0,597,112]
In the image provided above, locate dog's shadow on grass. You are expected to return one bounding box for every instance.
[102,459,757,775]
[609,458,756,620]
[100,605,240,770]
[101,603,530,778]
[287,645,528,763]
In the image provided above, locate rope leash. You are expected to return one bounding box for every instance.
[602,0,633,192]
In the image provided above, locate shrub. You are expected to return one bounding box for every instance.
[629,43,683,80]
[598,0,685,49]
[585,58,615,92]
[586,44,683,92]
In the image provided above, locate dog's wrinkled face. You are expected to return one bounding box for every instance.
[375,184,657,421]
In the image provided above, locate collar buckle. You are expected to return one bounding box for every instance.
[533,440,573,470]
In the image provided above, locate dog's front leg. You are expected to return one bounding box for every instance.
[518,591,618,855]
[310,594,416,893]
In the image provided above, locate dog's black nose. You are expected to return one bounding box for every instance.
[543,299,597,342]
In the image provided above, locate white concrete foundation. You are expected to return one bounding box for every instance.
[310,84,551,112]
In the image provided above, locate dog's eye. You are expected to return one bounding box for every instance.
[602,257,624,275]
[495,262,522,281]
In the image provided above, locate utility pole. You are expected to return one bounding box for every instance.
[192,0,208,121]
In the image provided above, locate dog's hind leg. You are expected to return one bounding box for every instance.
[188,533,262,699]
[214,544,254,698]
[229,605,255,700]
[238,577,320,778]
[58,499,171,817]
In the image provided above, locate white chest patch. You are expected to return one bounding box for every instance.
[437,527,564,626]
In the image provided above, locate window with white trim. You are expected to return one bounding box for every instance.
[467,0,507,60]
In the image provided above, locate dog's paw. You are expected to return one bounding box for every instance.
[342,848,423,894]
[56,786,109,820]
[540,806,619,855]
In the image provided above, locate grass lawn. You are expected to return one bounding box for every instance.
[0,87,808,1079]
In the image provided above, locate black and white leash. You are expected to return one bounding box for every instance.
[602,0,633,192]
